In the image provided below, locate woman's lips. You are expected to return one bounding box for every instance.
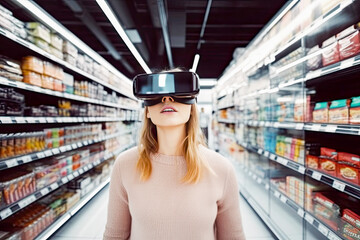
[160,105,178,113]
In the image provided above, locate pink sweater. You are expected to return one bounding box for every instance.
[103,146,245,240]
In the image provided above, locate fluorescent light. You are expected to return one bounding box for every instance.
[96,0,151,74]
[190,54,200,72]
[14,0,130,82]
[125,29,142,43]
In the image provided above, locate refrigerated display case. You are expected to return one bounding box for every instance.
[213,0,360,239]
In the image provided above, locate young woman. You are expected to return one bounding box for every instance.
[103,70,245,240]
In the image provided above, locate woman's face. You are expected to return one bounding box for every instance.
[147,96,192,127]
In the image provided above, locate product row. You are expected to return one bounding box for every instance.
[0,158,114,240]
[0,123,103,160]
[0,143,104,208]
[0,4,125,90]
[306,146,360,186]
[0,87,139,119]
[0,55,138,109]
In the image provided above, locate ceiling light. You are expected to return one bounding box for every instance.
[96,0,151,73]
[125,29,142,43]
[190,54,200,73]
[14,0,130,82]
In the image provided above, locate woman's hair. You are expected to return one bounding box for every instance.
[136,69,211,184]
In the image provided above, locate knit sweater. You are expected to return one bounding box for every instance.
[103,145,245,240]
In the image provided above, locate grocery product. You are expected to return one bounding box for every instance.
[337,25,360,60]
[313,192,340,230]
[62,72,74,94]
[50,33,63,51]
[306,155,319,169]
[63,41,78,58]
[22,70,42,87]
[306,45,322,71]
[313,102,329,123]
[328,99,350,124]
[21,56,43,74]
[337,152,360,185]
[322,36,340,67]
[41,75,54,90]
[26,22,51,43]
[319,147,338,176]
[350,96,360,124]
[341,221,360,240]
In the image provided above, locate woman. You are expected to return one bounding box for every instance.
[103,70,245,240]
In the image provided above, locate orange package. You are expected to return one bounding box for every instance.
[21,56,43,74]
[22,70,42,87]
[337,152,360,186]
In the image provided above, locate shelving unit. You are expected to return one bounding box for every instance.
[0,2,142,239]
[213,0,360,239]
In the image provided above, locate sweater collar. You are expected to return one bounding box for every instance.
[151,152,186,165]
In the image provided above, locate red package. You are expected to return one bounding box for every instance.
[337,152,360,185]
[321,147,338,160]
[322,36,340,66]
[342,209,360,229]
[306,155,319,169]
[341,221,360,240]
[319,157,337,176]
[337,26,360,60]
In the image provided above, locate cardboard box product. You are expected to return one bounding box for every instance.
[313,102,329,123]
[337,25,360,60]
[62,72,74,94]
[322,36,340,66]
[329,99,350,124]
[21,56,43,74]
[50,33,63,51]
[350,96,360,124]
[337,152,360,185]
[26,22,51,43]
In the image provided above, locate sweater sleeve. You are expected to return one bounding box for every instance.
[103,157,131,240]
[215,164,246,240]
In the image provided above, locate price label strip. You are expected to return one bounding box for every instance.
[0,208,12,220]
[40,188,50,196]
[305,214,315,224]
[297,208,305,218]
[311,171,322,181]
[332,180,346,192]
[318,224,329,236]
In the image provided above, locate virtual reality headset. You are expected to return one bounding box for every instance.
[133,71,200,106]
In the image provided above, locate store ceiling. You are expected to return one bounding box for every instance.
[7,0,287,80]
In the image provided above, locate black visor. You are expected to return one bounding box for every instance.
[133,72,200,102]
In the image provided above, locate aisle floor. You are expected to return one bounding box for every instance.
[51,185,276,240]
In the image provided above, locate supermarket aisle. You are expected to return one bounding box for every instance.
[51,183,275,240]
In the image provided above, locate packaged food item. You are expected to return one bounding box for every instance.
[27,35,50,52]
[341,221,360,240]
[350,96,360,124]
[63,53,76,66]
[306,45,322,71]
[62,72,74,94]
[319,147,338,176]
[306,155,319,169]
[313,192,340,231]
[342,209,360,230]
[0,55,22,76]
[26,22,51,43]
[21,56,43,74]
[43,61,56,77]
[63,41,78,58]
[49,45,64,60]
[22,70,41,87]
[313,102,329,123]
[337,25,360,60]
[53,78,62,92]
[294,98,304,122]
[328,99,350,124]
[322,36,340,67]
[41,75,54,90]
[50,33,63,51]
[337,152,360,185]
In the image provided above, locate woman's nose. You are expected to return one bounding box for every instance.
[162,96,174,103]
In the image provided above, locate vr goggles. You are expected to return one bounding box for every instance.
[133,71,200,106]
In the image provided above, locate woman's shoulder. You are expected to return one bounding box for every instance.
[199,145,233,173]
[113,146,139,169]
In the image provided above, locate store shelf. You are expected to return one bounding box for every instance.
[217,118,236,124]
[0,76,136,111]
[306,168,360,200]
[35,177,110,240]
[0,129,134,170]
[0,27,131,98]
[305,122,360,136]
[269,186,342,240]
[0,143,134,221]
[217,104,235,110]
[243,120,304,130]
[0,116,133,124]
[237,141,306,175]
[218,133,236,140]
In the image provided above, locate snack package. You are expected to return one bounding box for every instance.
[328,99,350,124]
[313,192,341,231]
[50,33,63,51]
[43,61,56,78]
[21,56,43,74]
[22,70,42,87]
[340,221,360,240]
[342,209,360,230]
[313,102,329,123]
[337,152,360,185]
[350,96,360,124]
[26,22,51,43]
[49,45,64,60]
[306,155,319,169]
[337,25,360,60]
[322,36,340,67]
[63,41,78,58]
[41,75,54,90]
[306,45,322,71]
[319,147,338,176]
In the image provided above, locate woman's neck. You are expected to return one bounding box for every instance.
[157,125,186,156]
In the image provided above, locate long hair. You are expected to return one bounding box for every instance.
[137,103,211,184]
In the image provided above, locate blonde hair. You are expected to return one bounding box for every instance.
[137,101,211,184]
